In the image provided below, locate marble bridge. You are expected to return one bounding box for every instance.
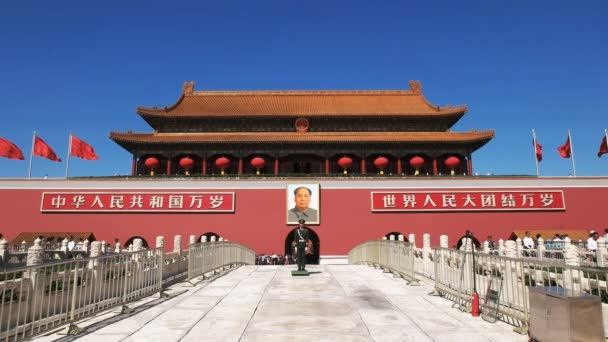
[33,265,526,342]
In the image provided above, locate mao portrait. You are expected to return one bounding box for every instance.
[286,183,320,225]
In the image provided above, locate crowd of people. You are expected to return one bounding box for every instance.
[255,254,293,265]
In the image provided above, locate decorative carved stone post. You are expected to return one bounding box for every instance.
[537,237,545,260]
[201,236,207,243]
[89,241,101,268]
[83,239,90,255]
[174,235,182,254]
[515,238,523,258]
[408,234,416,248]
[189,235,196,245]
[156,236,164,249]
[100,240,107,254]
[597,237,606,267]
[398,234,404,242]
[389,234,395,241]
[498,239,505,256]
[422,233,432,275]
[218,237,224,242]
[210,236,216,242]
[382,236,387,240]
[483,241,490,254]
[563,237,581,293]
[133,238,143,252]
[0,239,8,266]
[439,235,449,249]
[27,238,45,266]
[115,241,121,253]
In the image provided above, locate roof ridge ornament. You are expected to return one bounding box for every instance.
[409,80,422,95]
[183,81,195,95]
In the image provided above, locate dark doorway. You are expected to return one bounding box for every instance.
[199,232,220,242]
[384,232,407,241]
[284,228,320,265]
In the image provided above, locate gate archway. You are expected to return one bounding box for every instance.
[284,228,320,265]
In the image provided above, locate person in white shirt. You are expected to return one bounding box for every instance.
[67,236,76,251]
[587,231,599,251]
[522,231,535,249]
[603,228,608,244]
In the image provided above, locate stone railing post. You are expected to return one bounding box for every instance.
[174,235,182,254]
[483,241,490,254]
[439,235,448,249]
[89,241,101,268]
[210,236,216,242]
[504,240,516,258]
[563,237,581,293]
[515,238,523,257]
[537,237,545,260]
[133,238,143,252]
[398,234,404,242]
[498,239,505,256]
[382,236,387,240]
[218,237,224,242]
[115,241,121,253]
[201,235,208,243]
[389,234,395,241]
[422,233,432,276]
[156,236,164,249]
[189,235,196,245]
[0,239,8,266]
[597,237,606,267]
[27,238,45,266]
[408,234,416,248]
[100,240,107,254]
[83,239,90,255]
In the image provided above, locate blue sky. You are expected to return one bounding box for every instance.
[0,0,607,178]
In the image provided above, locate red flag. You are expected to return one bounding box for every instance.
[34,136,61,162]
[0,137,25,160]
[70,135,99,160]
[557,136,571,158]
[599,136,608,158]
[533,139,542,162]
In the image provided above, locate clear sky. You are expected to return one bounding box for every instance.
[1,1,607,178]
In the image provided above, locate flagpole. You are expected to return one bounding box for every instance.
[65,131,72,178]
[28,131,36,179]
[568,129,576,177]
[532,129,540,177]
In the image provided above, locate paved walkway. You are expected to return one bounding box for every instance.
[35,265,528,342]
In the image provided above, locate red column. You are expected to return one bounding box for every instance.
[397,158,402,176]
[202,158,207,175]
[467,155,473,176]
[131,155,137,176]
[361,159,366,175]
[274,158,279,175]
[238,158,243,175]
[166,159,172,176]
[432,158,438,175]
[325,159,330,175]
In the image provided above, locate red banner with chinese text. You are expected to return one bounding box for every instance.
[371,190,565,212]
[41,192,235,212]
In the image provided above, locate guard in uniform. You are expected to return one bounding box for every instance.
[293,219,310,271]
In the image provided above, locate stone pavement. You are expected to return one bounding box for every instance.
[34,265,528,342]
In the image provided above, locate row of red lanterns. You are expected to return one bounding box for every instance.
[143,155,461,176]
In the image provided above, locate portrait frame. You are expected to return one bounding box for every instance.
[286,182,320,225]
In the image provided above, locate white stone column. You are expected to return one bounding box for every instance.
[189,235,196,245]
[422,233,432,275]
[537,237,545,260]
[0,239,8,266]
[408,234,416,248]
[201,235,208,243]
[515,238,523,257]
[156,236,164,249]
[398,234,404,242]
[133,238,143,252]
[89,241,101,268]
[483,240,490,254]
[210,236,216,242]
[498,239,505,256]
[27,238,45,266]
[83,239,90,254]
[115,241,121,253]
[389,234,395,241]
[174,235,182,253]
[382,236,387,240]
[439,235,449,249]
[597,237,606,267]
[563,238,580,267]
[218,237,224,242]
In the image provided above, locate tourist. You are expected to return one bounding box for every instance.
[287,187,318,223]
[587,231,599,251]
[522,231,534,249]
[603,228,608,243]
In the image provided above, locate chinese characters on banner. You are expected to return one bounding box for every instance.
[371,190,565,212]
[41,192,235,212]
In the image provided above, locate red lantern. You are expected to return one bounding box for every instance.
[409,156,424,176]
[179,157,194,176]
[144,157,159,176]
[444,156,460,175]
[215,157,230,175]
[338,156,352,174]
[250,157,265,175]
[374,156,389,175]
